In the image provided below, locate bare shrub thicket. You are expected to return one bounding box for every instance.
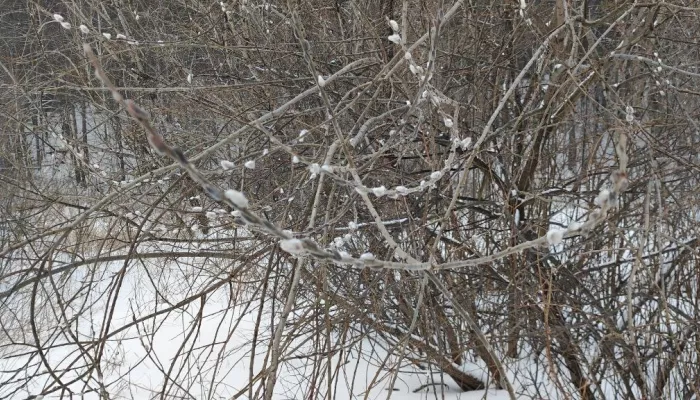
[2,0,700,399]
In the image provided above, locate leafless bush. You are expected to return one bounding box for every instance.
[2,1,700,399]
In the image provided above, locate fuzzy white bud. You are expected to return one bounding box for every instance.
[395,186,408,195]
[280,239,305,255]
[224,189,249,208]
[625,105,634,122]
[371,186,387,197]
[595,189,610,206]
[567,221,582,231]
[546,229,564,245]
[359,252,376,261]
[388,20,399,32]
[309,163,321,177]
[220,160,235,170]
[387,33,401,44]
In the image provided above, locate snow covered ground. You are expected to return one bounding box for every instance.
[0,249,515,400]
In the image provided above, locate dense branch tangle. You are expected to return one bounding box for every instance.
[3,1,700,398]
[80,4,630,393]
[82,37,628,274]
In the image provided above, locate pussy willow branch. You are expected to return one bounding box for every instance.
[82,43,629,273]
[82,37,627,399]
